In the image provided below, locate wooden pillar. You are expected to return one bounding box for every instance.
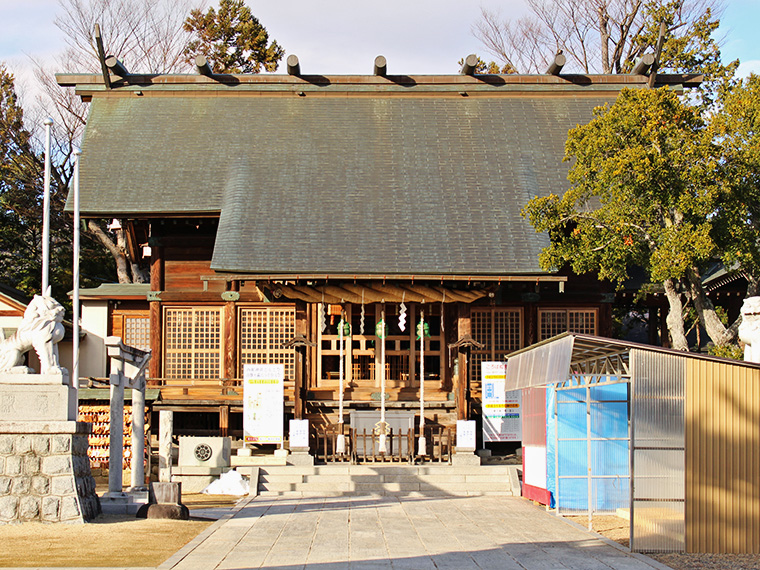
[219,405,229,437]
[223,281,239,380]
[294,350,304,419]
[455,303,471,421]
[457,350,469,420]
[149,246,164,379]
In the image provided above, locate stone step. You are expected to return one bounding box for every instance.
[255,464,518,497]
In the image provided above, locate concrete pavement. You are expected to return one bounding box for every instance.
[161,494,671,570]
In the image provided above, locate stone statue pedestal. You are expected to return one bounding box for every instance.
[0,372,77,422]
[0,372,100,523]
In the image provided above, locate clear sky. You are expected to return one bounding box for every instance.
[0,0,758,99]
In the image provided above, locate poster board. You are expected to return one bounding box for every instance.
[243,363,284,445]
[482,361,522,442]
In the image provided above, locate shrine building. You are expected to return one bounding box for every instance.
[57,59,700,454]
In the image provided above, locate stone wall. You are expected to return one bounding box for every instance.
[0,422,100,523]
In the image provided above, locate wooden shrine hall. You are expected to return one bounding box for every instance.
[58,58,700,450]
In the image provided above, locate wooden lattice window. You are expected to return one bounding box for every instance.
[163,307,223,379]
[538,308,598,341]
[238,306,296,380]
[124,316,150,352]
[470,308,522,385]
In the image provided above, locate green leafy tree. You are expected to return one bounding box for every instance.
[183,0,284,74]
[711,74,760,297]
[522,87,721,350]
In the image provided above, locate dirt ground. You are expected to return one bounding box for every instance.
[567,515,760,570]
[0,493,240,568]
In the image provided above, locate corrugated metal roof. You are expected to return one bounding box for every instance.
[504,332,760,390]
[69,85,620,275]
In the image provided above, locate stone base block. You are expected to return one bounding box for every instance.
[0,377,77,422]
[452,452,482,466]
[287,452,314,466]
[136,482,189,520]
[0,421,100,523]
[172,474,217,494]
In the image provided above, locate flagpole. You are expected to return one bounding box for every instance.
[72,147,81,390]
[41,118,53,293]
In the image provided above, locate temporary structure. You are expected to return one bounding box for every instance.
[507,333,760,554]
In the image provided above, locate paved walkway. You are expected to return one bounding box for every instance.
[160,495,671,570]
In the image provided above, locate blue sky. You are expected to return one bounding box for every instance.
[0,0,758,98]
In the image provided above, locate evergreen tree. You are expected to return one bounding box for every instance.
[184,0,284,74]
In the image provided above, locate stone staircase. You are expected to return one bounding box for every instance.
[253,463,519,498]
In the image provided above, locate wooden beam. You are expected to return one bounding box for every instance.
[105,55,129,77]
[631,53,655,76]
[545,52,566,75]
[287,54,300,76]
[93,24,111,90]
[195,55,213,77]
[461,54,478,76]
[374,55,387,76]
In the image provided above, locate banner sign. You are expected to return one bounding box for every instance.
[482,361,522,442]
[243,363,284,444]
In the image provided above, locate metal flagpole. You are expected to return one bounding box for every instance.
[336,309,346,454]
[72,148,81,390]
[41,118,53,293]
[418,308,426,456]
[379,303,387,454]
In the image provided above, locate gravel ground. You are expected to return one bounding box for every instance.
[566,515,760,570]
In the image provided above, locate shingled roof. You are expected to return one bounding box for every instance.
[59,72,697,279]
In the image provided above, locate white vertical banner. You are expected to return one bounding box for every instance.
[482,361,522,442]
[243,363,285,444]
[289,419,309,449]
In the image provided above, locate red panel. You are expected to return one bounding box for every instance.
[522,482,552,505]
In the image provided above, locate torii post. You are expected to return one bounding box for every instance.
[105,337,151,494]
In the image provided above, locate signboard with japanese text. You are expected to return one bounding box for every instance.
[481,361,522,442]
[243,363,284,445]
[289,419,309,449]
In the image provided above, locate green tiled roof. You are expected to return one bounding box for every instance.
[72,90,618,276]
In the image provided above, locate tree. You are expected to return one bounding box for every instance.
[183,0,284,73]
[522,87,722,350]
[711,74,760,295]
[474,0,736,105]
[0,65,114,305]
[16,0,201,287]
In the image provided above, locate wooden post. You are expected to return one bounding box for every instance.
[149,246,164,379]
[294,350,304,419]
[219,405,229,437]
[224,300,237,379]
[456,303,471,421]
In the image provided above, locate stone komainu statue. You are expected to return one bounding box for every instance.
[738,296,760,364]
[0,292,66,374]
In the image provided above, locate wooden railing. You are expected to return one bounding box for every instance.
[315,424,455,464]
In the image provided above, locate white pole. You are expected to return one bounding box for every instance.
[41,118,53,293]
[336,311,346,454]
[418,308,427,457]
[379,304,387,453]
[72,147,81,390]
